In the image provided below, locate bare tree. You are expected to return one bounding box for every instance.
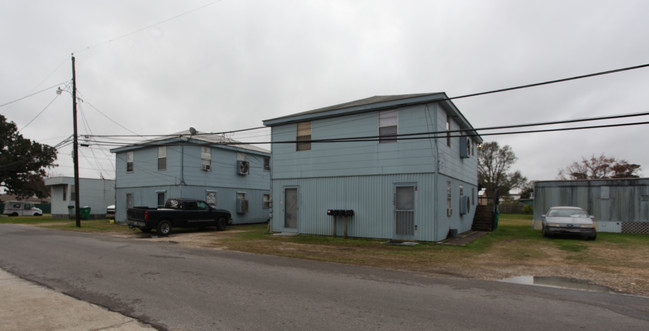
[558,154,641,180]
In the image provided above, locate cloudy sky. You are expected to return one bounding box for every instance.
[2,0,649,182]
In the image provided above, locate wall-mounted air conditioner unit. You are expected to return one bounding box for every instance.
[459,195,470,215]
[201,164,211,171]
[237,160,249,175]
[237,199,249,214]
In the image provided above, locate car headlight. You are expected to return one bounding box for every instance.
[579,224,594,228]
[547,223,561,227]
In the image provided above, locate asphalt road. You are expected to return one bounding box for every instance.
[1,224,648,330]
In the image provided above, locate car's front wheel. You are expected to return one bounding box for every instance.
[157,220,172,236]
[542,226,549,238]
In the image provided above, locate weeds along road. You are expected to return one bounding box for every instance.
[1,223,648,330]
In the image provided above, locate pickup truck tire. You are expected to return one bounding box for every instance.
[216,217,227,231]
[157,220,172,236]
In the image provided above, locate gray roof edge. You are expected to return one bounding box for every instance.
[263,93,448,126]
[263,92,483,143]
[110,135,270,156]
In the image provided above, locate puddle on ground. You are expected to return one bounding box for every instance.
[501,276,616,293]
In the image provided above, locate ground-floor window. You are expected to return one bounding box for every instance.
[206,191,217,207]
[157,191,166,207]
[126,193,134,209]
[263,194,271,209]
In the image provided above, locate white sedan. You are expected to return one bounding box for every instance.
[541,206,596,240]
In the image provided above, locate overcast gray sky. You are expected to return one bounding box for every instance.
[2,0,649,182]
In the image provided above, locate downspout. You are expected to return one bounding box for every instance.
[433,104,440,240]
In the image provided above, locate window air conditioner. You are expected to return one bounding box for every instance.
[237,160,249,175]
[237,199,249,213]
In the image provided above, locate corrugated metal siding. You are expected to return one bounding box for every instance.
[271,104,442,180]
[534,179,649,224]
[114,142,270,224]
[270,174,478,242]
[115,186,269,224]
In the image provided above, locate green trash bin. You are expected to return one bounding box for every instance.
[80,206,91,220]
[493,209,500,229]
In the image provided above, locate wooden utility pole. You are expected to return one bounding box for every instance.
[72,54,81,227]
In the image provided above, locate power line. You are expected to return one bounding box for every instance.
[74,0,224,54]
[78,110,649,146]
[0,81,69,108]
[18,93,61,132]
[447,63,649,101]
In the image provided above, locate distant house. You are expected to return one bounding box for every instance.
[44,177,115,219]
[534,178,649,233]
[109,130,271,224]
[263,93,483,242]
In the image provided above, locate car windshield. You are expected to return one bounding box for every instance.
[548,208,587,217]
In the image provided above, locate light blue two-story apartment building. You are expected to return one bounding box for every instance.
[110,130,271,224]
[263,93,482,242]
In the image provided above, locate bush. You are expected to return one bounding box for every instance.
[522,204,534,215]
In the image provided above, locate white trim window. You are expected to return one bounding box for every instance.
[379,110,398,143]
[201,146,211,171]
[158,146,166,171]
[296,121,312,151]
[126,151,134,172]
[263,194,271,209]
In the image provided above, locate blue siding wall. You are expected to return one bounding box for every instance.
[268,102,479,241]
[270,174,477,241]
[272,104,445,179]
[114,143,270,224]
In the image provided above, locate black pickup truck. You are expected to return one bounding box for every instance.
[126,198,232,235]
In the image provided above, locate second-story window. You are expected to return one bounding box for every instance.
[158,146,166,171]
[126,151,134,172]
[201,146,211,171]
[296,121,311,151]
[378,110,398,143]
[264,157,270,170]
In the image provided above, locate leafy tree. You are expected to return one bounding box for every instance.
[478,141,527,200]
[519,181,534,200]
[558,154,641,180]
[0,115,57,198]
